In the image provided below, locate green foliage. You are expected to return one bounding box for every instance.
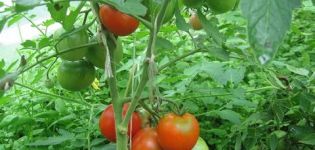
[0,0,315,149]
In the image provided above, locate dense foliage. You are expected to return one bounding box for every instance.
[0,0,314,149]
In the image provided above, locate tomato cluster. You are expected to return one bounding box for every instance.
[54,28,123,91]
[98,103,207,150]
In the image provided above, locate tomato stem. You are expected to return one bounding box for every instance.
[121,0,171,128]
[90,2,129,150]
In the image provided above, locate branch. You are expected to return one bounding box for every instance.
[15,82,92,106]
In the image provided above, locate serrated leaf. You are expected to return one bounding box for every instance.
[216,109,241,124]
[207,47,229,61]
[28,136,73,146]
[286,65,309,76]
[299,133,315,145]
[47,1,69,23]
[15,0,41,12]
[197,10,224,46]
[0,96,11,105]
[156,37,174,50]
[0,15,10,33]
[240,0,301,64]
[62,1,85,30]
[175,6,190,32]
[21,40,36,48]
[7,14,23,27]
[109,0,147,16]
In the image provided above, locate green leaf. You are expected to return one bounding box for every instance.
[15,0,41,12]
[21,40,36,48]
[7,14,23,27]
[47,1,69,23]
[28,135,73,146]
[299,133,315,145]
[216,109,241,124]
[197,10,224,46]
[156,37,174,50]
[207,47,229,61]
[175,6,190,32]
[0,15,10,33]
[286,65,309,76]
[109,0,147,16]
[268,134,278,150]
[240,0,301,64]
[62,2,85,31]
[185,62,246,85]
[38,37,51,49]
[0,96,10,105]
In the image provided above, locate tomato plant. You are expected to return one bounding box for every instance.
[57,60,96,91]
[157,113,200,150]
[131,128,162,150]
[86,37,123,69]
[99,103,142,142]
[206,0,237,14]
[189,13,203,30]
[1,0,313,150]
[54,28,89,61]
[99,4,139,36]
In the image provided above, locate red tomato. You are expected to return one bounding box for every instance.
[99,5,139,36]
[157,113,200,150]
[131,128,162,150]
[99,103,142,142]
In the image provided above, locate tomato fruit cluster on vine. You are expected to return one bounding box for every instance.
[98,103,208,150]
[53,0,238,91]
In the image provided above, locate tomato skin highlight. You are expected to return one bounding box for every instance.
[131,128,162,150]
[99,104,142,142]
[157,113,200,150]
[99,5,139,36]
[189,13,203,30]
[57,60,96,91]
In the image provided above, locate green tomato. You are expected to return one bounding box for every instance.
[192,137,209,150]
[57,60,95,91]
[54,28,89,61]
[206,0,237,14]
[182,0,204,8]
[44,78,55,89]
[85,37,123,69]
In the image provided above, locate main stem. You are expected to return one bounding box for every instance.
[90,2,127,150]
[121,0,170,129]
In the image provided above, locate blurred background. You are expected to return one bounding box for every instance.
[0,0,60,63]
